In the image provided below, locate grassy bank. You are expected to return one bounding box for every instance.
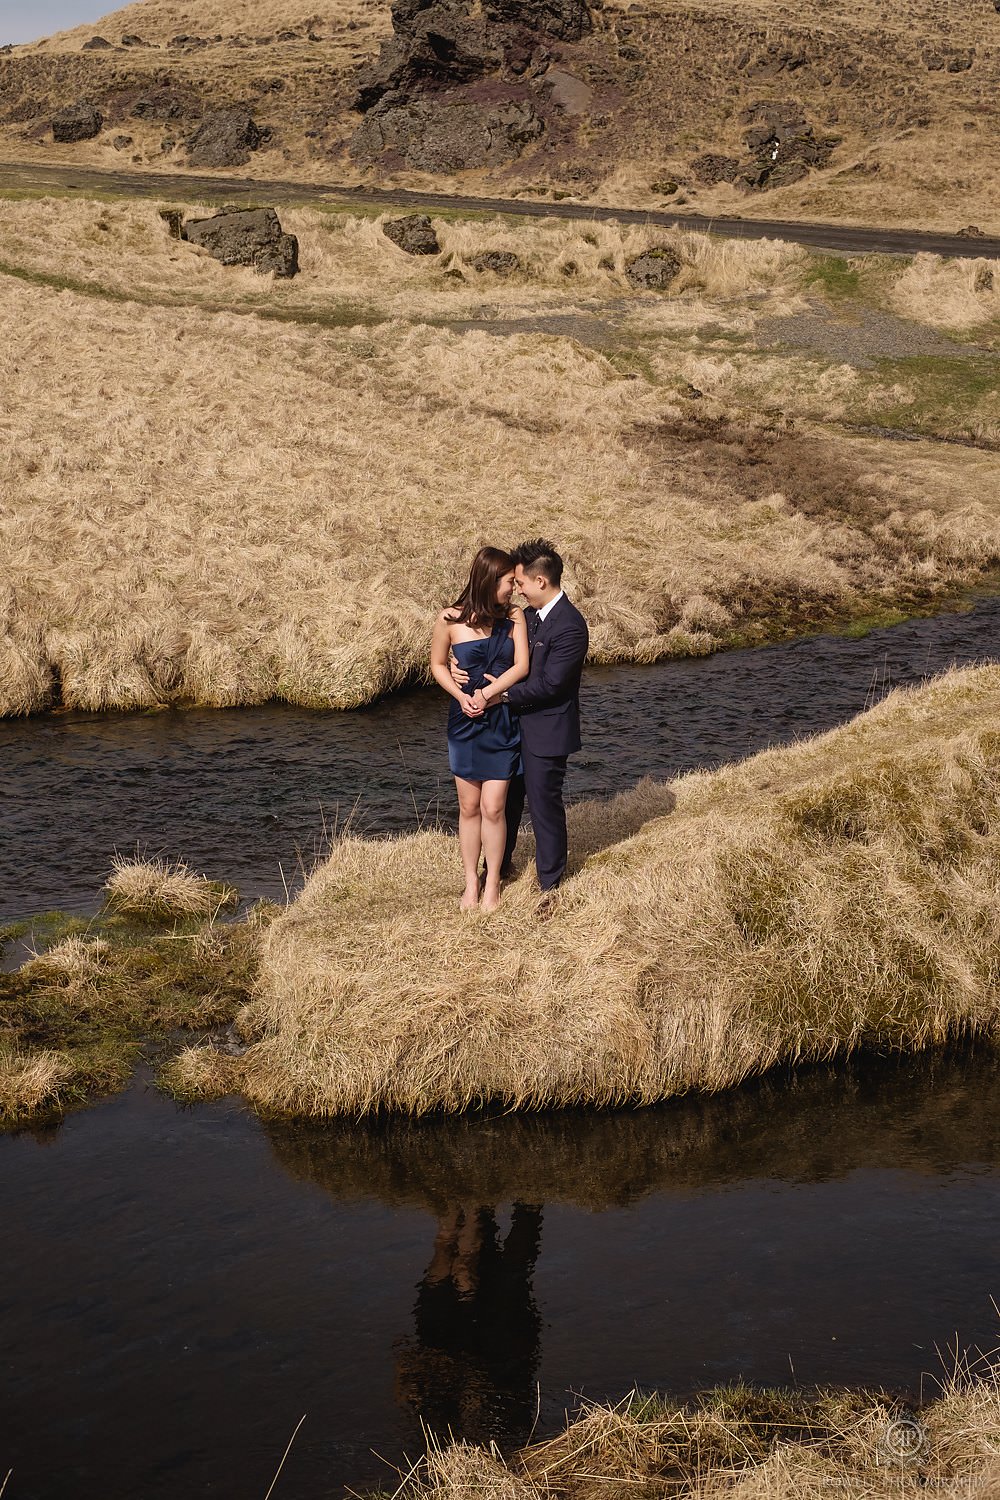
[168,662,1000,1115]
[0,858,271,1128]
[2,197,1000,716]
[385,1372,1000,1500]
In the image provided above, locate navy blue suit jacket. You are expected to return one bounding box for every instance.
[506,594,589,757]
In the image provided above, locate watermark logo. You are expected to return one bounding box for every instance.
[878,1414,929,1466]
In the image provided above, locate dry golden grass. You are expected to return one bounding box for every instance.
[0,1044,71,1121]
[3,198,1000,719]
[21,934,111,983]
[396,1367,1000,1500]
[0,195,811,320]
[172,664,1000,1117]
[29,0,381,49]
[103,854,239,917]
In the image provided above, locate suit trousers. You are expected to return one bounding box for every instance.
[521,749,569,890]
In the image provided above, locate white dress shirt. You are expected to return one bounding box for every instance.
[535,589,564,624]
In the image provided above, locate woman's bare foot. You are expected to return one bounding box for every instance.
[460,883,480,911]
[481,879,502,913]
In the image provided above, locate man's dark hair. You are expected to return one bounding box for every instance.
[512,538,563,587]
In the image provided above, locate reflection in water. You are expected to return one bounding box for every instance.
[396,1204,543,1442]
[264,1047,1000,1449]
[2,1050,1000,1498]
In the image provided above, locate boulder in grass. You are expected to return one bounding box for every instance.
[181,207,299,278]
[185,105,263,168]
[82,35,112,49]
[382,213,440,255]
[469,250,520,275]
[52,102,104,142]
[625,248,681,291]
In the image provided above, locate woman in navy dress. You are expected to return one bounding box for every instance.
[430,548,529,911]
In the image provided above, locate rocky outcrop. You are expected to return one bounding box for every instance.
[382,213,440,254]
[691,100,838,192]
[185,106,265,168]
[81,36,112,50]
[182,207,298,277]
[354,0,591,110]
[470,249,520,274]
[353,94,543,171]
[132,91,183,120]
[51,102,103,141]
[625,248,681,290]
[485,0,590,41]
[350,0,586,169]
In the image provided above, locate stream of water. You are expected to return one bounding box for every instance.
[2,597,999,925]
[3,601,1000,1497]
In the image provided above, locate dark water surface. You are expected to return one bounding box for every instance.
[2,1052,1000,1498]
[3,603,1000,1497]
[2,597,999,925]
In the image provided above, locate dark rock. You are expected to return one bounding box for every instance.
[182,207,299,277]
[765,159,809,189]
[185,106,262,168]
[112,133,133,150]
[354,7,498,111]
[484,0,591,41]
[625,248,681,290]
[158,207,184,238]
[276,29,299,40]
[946,50,974,71]
[353,0,587,112]
[957,224,986,238]
[382,213,441,254]
[651,179,678,194]
[469,249,520,274]
[353,96,543,171]
[82,35,112,49]
[690,153,740,185]
[131,92,182,120]
[121,33,146,46]
[52,103,103,142]
[923,51,944,70]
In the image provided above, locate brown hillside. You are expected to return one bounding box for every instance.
[1,0,999,229]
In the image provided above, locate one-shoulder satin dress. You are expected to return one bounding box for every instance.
[447,620,521,781]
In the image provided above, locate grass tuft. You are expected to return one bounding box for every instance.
[103,854,238,918]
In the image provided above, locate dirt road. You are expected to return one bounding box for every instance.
[4,159,1000,260]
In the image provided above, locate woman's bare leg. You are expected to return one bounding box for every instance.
[455,777,484,909]
[479,779,510,912]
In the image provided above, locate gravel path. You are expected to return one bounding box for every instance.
[756,302,993,366]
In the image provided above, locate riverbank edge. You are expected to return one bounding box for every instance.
[377,1371,1000,1500]
[6,568,1000,722]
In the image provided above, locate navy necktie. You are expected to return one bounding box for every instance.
[529,610,541,643]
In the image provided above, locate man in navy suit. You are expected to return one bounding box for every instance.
[455,539,589,905]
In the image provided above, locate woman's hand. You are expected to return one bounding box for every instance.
[461,692,484,718]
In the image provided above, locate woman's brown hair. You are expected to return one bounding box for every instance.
[449,547,516,629]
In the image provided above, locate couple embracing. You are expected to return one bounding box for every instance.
[430,539,589,913]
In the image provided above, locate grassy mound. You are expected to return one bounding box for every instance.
[389,1372,1000,1500]
[182,663,1000,1116]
